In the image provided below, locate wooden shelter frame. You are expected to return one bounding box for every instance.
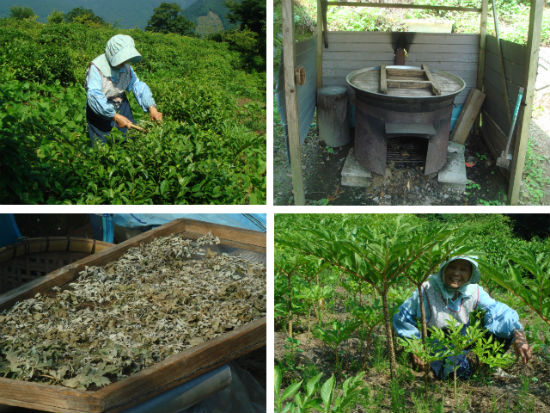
[282,0,545,205]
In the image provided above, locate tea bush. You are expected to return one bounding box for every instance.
[0,19,265,204]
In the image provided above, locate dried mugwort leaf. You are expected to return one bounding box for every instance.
[0,233,265,390]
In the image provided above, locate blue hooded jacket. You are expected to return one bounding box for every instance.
[393,256,523,378]
[393,256,523,340]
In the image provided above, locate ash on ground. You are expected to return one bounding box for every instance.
[274,125,508,206]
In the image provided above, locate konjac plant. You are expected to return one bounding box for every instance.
[278,214,467,378]
[275,214,550,412]
[480,242,550,326]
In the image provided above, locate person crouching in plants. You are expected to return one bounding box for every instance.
[85,34,163,145]
[393,256,532,379]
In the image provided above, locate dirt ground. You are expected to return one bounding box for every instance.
[274,49,550,206]
[274,127,510,206]
[274,326,550,413]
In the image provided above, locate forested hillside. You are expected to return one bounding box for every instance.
[0,0,234,30]
[184,0,232,29]
[0,19,265,204]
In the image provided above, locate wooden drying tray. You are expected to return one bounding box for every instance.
[0,219,266,413]
[380,64,442,95]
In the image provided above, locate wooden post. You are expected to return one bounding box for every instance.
[451,89,486,144]
[477,0,488,91]
[315,0,323,158]
[322,0,328,47]
[316,0,323,89]
[507,0,544,204]
[282,0,306,205]
[476,0,488,135]
[317,86,350,147]
[492,0,512,126]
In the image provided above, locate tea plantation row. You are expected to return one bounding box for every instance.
[0,19,265,204]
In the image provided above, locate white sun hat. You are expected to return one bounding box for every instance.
[105,34,142,67]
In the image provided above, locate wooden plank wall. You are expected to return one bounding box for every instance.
[277,37,318,144]
[322,32,479,108]
[482,35,527,159]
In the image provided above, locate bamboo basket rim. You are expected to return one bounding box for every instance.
[0,237,115,264]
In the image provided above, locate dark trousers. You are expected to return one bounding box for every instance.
[483,331,513,352]
[86,96,135,146]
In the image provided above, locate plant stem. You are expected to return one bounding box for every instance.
[417,285,428,342]
[287,271,293,338]
[417,284,429,392]
[454,358,458,411]
[382,291,397,379]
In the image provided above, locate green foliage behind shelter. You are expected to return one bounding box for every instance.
[0,19,265,204]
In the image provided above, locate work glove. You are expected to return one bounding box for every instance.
[411,353,426,371]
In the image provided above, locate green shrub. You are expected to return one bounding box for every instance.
[65,7,106,26]
[9,6,36,21]
[222,28,264,71]
[47,10,65,25]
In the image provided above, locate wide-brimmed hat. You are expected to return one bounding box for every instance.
[105,34,142,67]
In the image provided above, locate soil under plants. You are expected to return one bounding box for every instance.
[275,305,550,413]
[274,125,510,206]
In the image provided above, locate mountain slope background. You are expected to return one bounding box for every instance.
[0,0,235,31]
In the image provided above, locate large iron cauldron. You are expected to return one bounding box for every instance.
[346,65,465,175]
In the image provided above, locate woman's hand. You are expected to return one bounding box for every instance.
[513,330,532,364]
[149,105,163,122]
[411,353,426,371]
[113,113,133,129]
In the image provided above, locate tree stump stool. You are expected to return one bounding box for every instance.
[317,86,351,147]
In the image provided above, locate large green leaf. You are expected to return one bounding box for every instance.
[320,374,335,409]
[281,380,303,402]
